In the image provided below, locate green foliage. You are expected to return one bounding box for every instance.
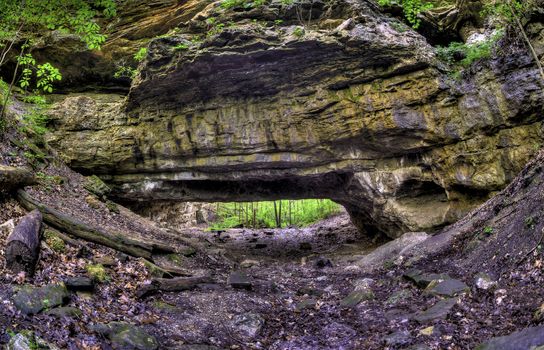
[482,0,527,24]
[436,31,503,78]
[206,18,226,37]
[209,199,342,230]
[20,94,50,137]
[0,0,116,51]
[377,0,433,29]
[483,226,494,235]
[220,0,265,10]
[36,172,64,185]
[174,43,189,50]
[36,63,62,93]
[525,216,536,229]
[134,47,148,62]
[114,66,137,79]
[293,26,305,38]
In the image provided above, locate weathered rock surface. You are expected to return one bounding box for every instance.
[91,322,159,350]
[46,0,544,237]
[476,326,544,350]
[12,283,69,315]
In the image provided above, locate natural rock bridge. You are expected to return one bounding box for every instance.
[45,0,544,238]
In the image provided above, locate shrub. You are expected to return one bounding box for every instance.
[377,0,433,29]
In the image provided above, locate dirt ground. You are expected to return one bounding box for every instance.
[1,208,543,349]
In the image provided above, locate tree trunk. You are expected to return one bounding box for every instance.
[0,165,35,191]
[5,209,43,275]
[17,190,175,260]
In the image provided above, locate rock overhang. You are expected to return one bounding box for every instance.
[44,0,544,238]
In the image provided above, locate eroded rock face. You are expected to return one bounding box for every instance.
[46,0,544,238]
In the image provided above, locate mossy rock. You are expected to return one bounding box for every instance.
[179,246,197,257]
[340,289,374,308]
[86,264,109,283]
[91,322,159,350]
[83,175,111,197]
[12,283,69,315]
[106,200,120,214]
[44,230,66,253]
[7,331,60,350]
[46,306,82,318]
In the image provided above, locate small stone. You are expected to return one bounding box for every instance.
[240,259,260,268]
[65,277,95,291]
[228,271,252,290]
[474,273,498,290]
[353,278,374,291]
[386,289,413,305]
[92,255,116,267]
[46,306,82,318]
[255,243,267,249]
[295,299,317,312]
[232,313,264,340]
[7,332,59,350]
[403,269,449,288]
[413,298,457,323]
[419,326,434,336]
[340,290,374,308]
[426,278,469,297]
[383,330,411,346]
[85,195,101,209]
[12,283,69,315]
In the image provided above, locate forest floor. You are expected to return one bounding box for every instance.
[1,208,543,349]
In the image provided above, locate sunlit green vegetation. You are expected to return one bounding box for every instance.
[209,199,342,230]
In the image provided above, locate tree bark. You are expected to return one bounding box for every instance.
[0,165,35,191]
[17,190,175,260]
[5,209,43,275]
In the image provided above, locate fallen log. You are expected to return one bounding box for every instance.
[5,210,43,275]
[136,275,214,298]
[17,190,175,260]
[0,165,35,191]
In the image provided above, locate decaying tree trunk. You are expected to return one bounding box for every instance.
[136,275,214,298]
[17,190,176,260]
[5,209,43,275]
[0,165,35,192]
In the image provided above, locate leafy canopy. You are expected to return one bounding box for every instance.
[377,0,433,29]
[0,0,116,50]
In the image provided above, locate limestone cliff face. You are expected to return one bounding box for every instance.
[46,0,544,238]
